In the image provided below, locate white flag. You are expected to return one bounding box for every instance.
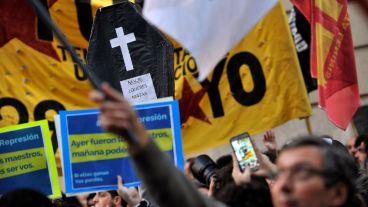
[143,0,278,80]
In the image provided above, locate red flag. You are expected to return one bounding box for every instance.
[291,0,360,129]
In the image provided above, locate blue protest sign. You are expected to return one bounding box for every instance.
[0,120,61,198]
[58,100,183,194]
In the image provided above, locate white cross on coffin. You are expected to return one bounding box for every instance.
[110,27,136,71]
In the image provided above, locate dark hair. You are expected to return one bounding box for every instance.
[53,193,82,207]
[263,149,277,163]
[216,154,233,168]
[321,136,352,155]
[355,135,368,152]
[212,163,234,196]
[215,176,273,207]
[86,193,96,207]
[0,188,53,207]
[107,190,119,198]
[282,136,358,207]
[107,191,126,207]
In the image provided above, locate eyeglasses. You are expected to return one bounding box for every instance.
[273,164,327,182]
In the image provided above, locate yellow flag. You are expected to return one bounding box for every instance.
[174,1,312,154]
[0,0,113,169]
[0,0,311,157]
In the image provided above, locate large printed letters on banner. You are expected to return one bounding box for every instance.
[0,1,311,157]
[175,2,312,154]
[291,0,360,129]
[0,1,113,168]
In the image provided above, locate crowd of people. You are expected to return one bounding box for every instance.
[1,83,368,207]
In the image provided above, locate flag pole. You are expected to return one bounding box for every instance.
[305,117,313,135]
[27,0,101,89]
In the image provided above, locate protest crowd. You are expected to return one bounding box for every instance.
[1,0,368,207]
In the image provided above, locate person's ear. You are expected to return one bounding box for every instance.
[113,195,122,205]
[329,182,348,206]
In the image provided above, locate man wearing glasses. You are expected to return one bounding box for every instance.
[271,137,358,207]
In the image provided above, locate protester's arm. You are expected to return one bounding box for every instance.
[263,130,277,152]
[262,130,278,163]
[252,139,277,179]
[90,83,225,207]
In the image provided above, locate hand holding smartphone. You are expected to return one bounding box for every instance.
[230,132,259,172]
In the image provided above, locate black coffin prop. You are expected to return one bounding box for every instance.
[87,2,174,102]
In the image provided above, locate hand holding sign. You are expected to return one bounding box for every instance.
[59,85,183,194]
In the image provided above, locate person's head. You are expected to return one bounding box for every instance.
[0,188,53,207]
[346,137,357,157]
[354,135,367,168]
[92,191,122,207]
[76,194,89,207]
[87,193,96,207]
[215,176,273,207]
[216,154,233,168]
[272,136,357,207]
[53,193,83,207]
[208,162,234,196]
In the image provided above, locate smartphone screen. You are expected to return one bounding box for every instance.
[230,133,258,171]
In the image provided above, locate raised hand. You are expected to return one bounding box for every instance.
[263,130,277,151]
[117,175,141,207]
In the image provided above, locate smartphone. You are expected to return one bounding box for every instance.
[230,132,259,171]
